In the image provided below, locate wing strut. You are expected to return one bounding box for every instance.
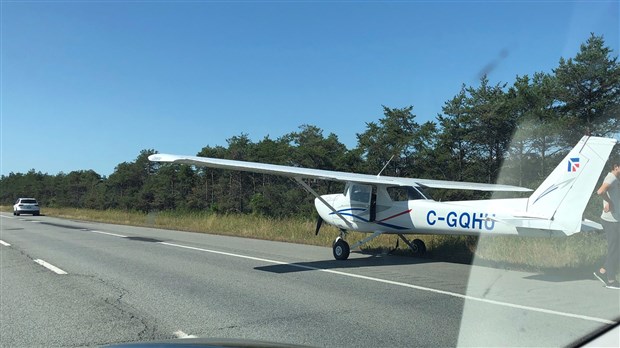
[293,177,353,228]
[349,231,384,250]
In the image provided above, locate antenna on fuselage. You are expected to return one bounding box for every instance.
[377,154,396,177]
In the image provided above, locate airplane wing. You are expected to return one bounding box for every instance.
[148,154,532,192]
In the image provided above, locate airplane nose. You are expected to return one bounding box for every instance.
[314,196,333,222]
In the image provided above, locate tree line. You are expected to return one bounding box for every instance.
[2,34,619,218]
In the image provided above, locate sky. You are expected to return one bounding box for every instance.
[1,0,618,177]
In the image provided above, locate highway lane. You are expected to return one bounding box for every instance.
[1,213,618,347]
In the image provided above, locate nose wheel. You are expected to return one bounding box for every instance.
[333,238,350,260]
[332,230,386,260]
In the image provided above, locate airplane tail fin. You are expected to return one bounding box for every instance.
[525,136,617,234]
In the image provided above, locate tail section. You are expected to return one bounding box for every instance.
[526,136,617,233]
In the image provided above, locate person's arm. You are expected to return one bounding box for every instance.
[597,182,613,212]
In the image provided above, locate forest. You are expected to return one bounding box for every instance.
[2,34,619,220]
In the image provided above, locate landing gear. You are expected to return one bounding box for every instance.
[330,231,426,260]
[333,238,350,260]
[412,239,426,254]
[397,234,426,255]
[332,230,386,260]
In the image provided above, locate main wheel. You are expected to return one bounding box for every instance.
[333,238,350,260]
[412,239,426,255]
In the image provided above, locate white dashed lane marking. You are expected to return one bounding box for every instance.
[34,259,68,275]
[173,330,197,339]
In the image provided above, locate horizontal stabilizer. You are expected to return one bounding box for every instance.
[492,217,602,236]
[580,219,603,232]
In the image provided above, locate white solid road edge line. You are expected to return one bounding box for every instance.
[158,241,616,326]
[34,259,68,275]
[0,240,11,246]
[89,230,128,238]
[173,330,197,339]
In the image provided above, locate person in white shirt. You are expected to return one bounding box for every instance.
[594,158,620,289]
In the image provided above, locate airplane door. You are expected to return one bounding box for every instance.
[347,184,376,223]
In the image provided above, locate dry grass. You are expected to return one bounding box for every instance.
[1,206,606,270]
[474,233,607,270]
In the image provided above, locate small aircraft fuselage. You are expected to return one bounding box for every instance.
[315,183,543,237]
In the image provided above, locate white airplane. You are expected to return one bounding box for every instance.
[149,136,617,260]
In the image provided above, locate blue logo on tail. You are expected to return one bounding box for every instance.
[567,157,580,172]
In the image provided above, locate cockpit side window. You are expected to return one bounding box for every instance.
[387,186,427,201]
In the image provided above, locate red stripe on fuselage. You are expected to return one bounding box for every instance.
[379,209,412,222]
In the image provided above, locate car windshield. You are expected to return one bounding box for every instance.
[1,1,618,347]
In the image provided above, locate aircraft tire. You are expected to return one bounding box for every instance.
[333,239,350,260]
[412,239,426,254]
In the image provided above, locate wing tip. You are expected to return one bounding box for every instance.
[148,153,182,163]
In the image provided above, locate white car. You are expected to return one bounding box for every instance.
[13,198,40,216]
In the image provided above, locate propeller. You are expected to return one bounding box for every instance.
[315,216,323,236]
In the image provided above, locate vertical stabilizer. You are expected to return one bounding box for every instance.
[527,136,617,233]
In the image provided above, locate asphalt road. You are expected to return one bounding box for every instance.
[1,213,618,347]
